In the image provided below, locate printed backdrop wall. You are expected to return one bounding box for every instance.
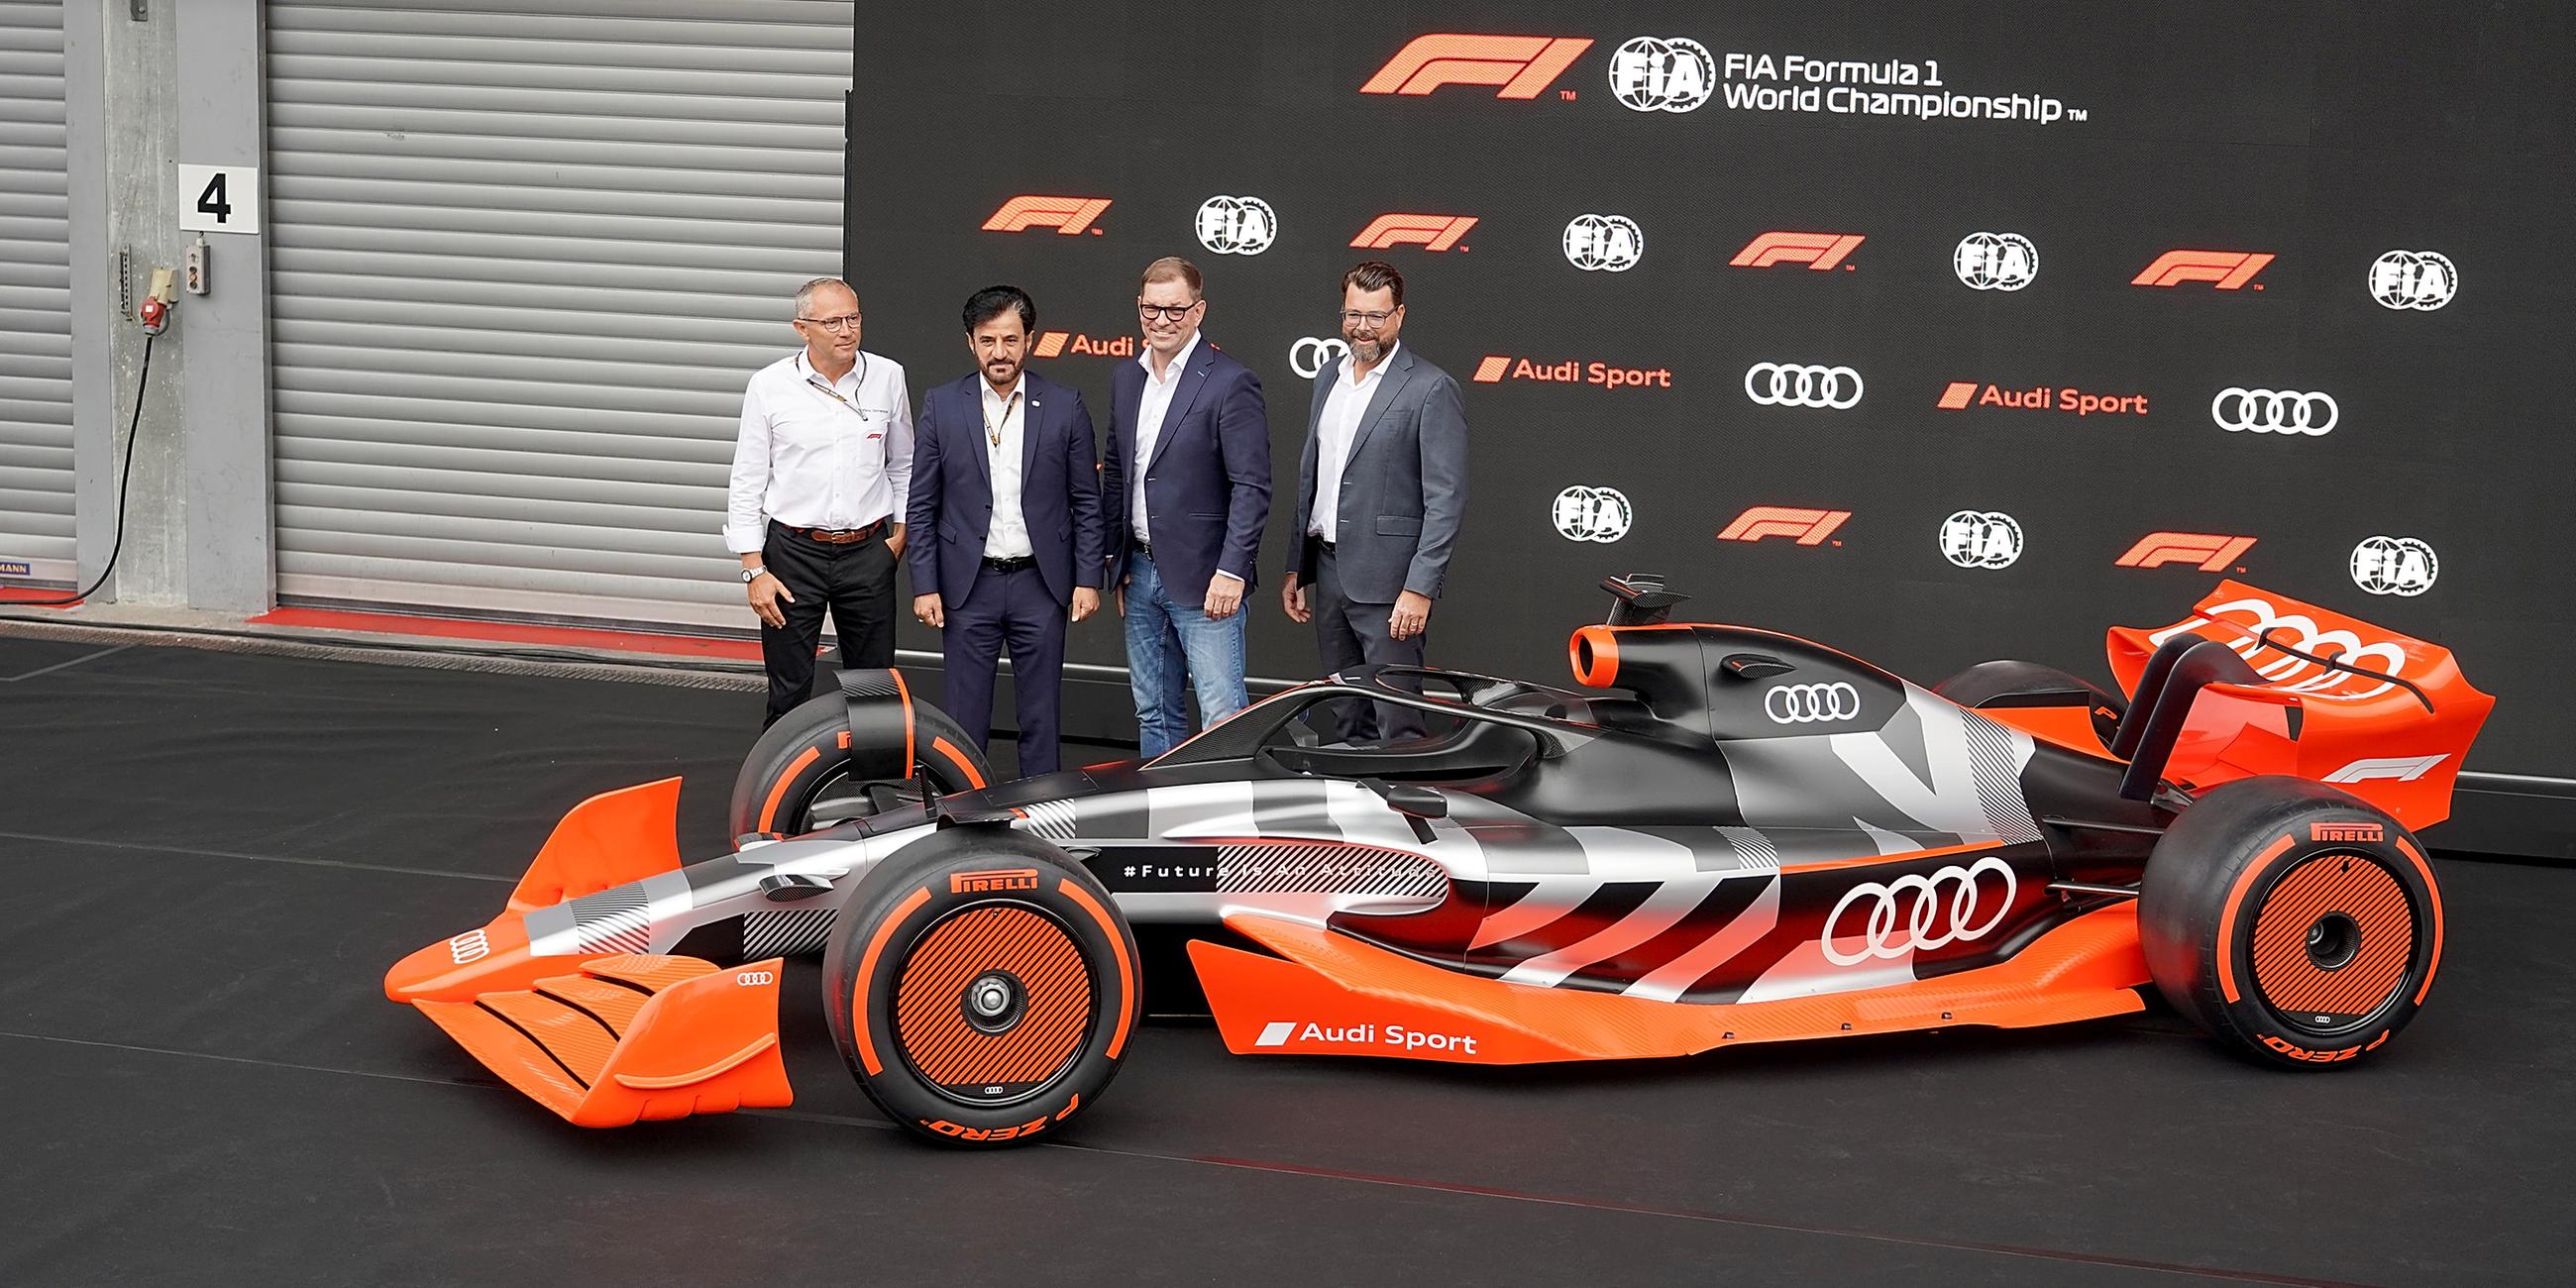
[848,1,2576,777]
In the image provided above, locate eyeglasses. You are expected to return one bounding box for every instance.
[1136,300,1201,321]
[1338,309,1396,328]
[799,314,861,333]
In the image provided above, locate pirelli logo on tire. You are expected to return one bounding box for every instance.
[2311,822,2385,844]
[951,867,1043,895]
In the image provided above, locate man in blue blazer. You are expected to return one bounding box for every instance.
[907,285,1105,779]
[1102,257,1270,758]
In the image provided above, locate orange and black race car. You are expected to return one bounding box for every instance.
[387,578,2491,1147]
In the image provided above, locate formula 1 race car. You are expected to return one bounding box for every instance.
[387,578,2492,1146]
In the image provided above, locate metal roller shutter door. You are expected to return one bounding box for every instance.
[266,0,853,627]
[0,0,72,587]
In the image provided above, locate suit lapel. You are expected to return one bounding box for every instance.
[1341,347,1418,469]
[1019,376,1045,483]
[1145,349,1215,474]
[961,378,994,492]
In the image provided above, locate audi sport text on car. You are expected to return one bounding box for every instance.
[388,579,2491,1146]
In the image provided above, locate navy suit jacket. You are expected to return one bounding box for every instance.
[906,370,1105,610]
[1101,338,1270,602]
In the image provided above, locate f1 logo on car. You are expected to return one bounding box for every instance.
[2132,250,2273,289]
[1731,232,1865,270]
[1608,37,1714,112]
[2212,388,2338,435]
[1351,214,1477,251]
[2370,250,2456,311]
[982,195,1111,235]
[1954,232,2038,290]
[1940,510,2024,569]
[1359,34,1594,99]
[1290,336,1348,379]
[1764,682,1861,724]
[1745,363,1862,408]
[1563,214,1643,271]
[2115,532,2256,572]
[1822,856,2017,965]
[1196,196,1277,256]
[2323,754,2447,785]
[1718,506,1849,546]
[2351,536,2438,596]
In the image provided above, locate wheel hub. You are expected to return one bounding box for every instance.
[960,969,1026,1035]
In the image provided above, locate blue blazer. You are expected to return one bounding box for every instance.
[906,370,1105,610]
[1102,339,1270,602]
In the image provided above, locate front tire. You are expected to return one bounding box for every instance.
[820,827,1139,1146]
[2139,777,2443,1068]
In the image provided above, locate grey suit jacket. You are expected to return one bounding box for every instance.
[1291,344,1468,603]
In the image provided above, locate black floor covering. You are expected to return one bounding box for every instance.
[0,636,2566,1286]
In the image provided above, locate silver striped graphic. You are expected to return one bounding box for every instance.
[1019,798,1080,841]
[741,909,835,959]
[568,883,654,955]
[1213,843,1448,898]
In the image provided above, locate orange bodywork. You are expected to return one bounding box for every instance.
[1191,908,2148,1065]
[507,777,685,913]
[412,954,793,1127]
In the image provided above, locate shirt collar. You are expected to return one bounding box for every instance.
[1138,330,1202,383]
[797,349,860,387]
[1338,340,1400,386]
[980,373,1027,409]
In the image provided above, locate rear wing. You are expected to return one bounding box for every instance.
[2104,581,2493,827]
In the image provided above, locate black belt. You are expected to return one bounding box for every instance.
[981,555,1036,573]
[1131,539,1153,560]
[779,517,885,545]
[1317,539,1337,556]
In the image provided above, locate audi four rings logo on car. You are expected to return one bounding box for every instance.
[1731,232,1865,270]
[1553,485,1633,543]
[1954,232,2038,290]
[1290,336,1348,379]
[1351,213,1477,251]
[2212,388,2339,435]
[982,195,1111,235]
[448,929,490,965]
[1746,363,1863,408]
[2351,536,2438,596]
[1360,34,1593,98]
[735,970,775,987]
[2370,250,2456,311]
[1563,214,1643,270]
[2132,250,2273,289]
[1608,37,1715,111]
[1823,856,2018,965]
[1940,510,2023,569]
[1195,196,1276,256]
[1764,681,1862,724]
[1717,506,1849,545]
[2151,595,2411,701]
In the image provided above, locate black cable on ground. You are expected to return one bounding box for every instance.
[13,332,155,608]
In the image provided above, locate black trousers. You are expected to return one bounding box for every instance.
[1311,544,1428,744]
[759,520,897,726]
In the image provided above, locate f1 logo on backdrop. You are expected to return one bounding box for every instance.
[983,195,1111,235]
[1940,511,2024,569]
[1954,233,2038,290]
[1731,232,1865,270]
[1359,34,1593,98]
[2132,250,2273,289]
[1718,506,1849,546]
[1745,363,1862,408]
[1351,214,1477,251]
[2115,532,2256,571]
[1553,486,1633,543]
[2370,251,2457,311]
[1562,214,1643,271]
[1290,336,1348,379]
[1196,196,1277,256]
[1608,37,1714,111]
[2212,388,2338,435]
[2351,536,2438,596]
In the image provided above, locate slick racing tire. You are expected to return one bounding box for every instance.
[1932,660,2125,750]
[730,690,992,837]
[820,827,1139,1147]
[2139,776,2443,1069]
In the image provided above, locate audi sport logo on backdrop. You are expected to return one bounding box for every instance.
[1954,232,2038,290]
[1195,196,1276,255]
[1823,856,2017,966]
[1553,485,1633,543]
[982,195,1111,235]
[1474,354,1673,388]
[1939,510,2024,569]
[1562,214,1643,271]
[1289,336,1348,379]
[1936,381,2147,416]
[1032,331,1134,360]
[1765,681,1861,724]
[1745,363,1862,408]
[2212,388,2338,435]
[2370,250,2457,311]
[2132,250,2273,289]
[1731,232,1865,270]
[1608,37,1714,111]
[1359,34,1593,99]
[1718,506,1849,546]
[1351,214,1477,251]
[2115,532,2257,571]
[2351,536,2439,596]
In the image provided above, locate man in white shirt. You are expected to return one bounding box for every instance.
[1101,257,1270,758]
[725,276,912,727]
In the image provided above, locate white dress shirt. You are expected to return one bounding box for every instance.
[980,375,1034,560]
[724,350,912,553]
[1310,341,1400,544]
[1131,330,1199,545]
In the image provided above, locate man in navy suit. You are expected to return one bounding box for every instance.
[907,285,1105,779]
[1102,257,1270,758]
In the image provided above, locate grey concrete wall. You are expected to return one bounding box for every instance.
[172,0,270,612]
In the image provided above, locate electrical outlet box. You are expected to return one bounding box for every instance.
[184,237,208,295]
[148,267,176,304]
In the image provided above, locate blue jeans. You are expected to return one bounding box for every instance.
[1123,551,1248,758]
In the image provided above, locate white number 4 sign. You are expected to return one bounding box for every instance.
[177,163,261,234]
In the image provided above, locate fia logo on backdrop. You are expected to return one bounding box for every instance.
[1954,233,2038,291]
[2369,251,2455,311]
[2351,536,2438,596]
[1196,196,1277,256]
[1562,214,1643,271]
[1553,486,1633,543]
[1608,38,1715,112]
[1940,511,2024,569]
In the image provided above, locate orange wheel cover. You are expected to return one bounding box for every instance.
[893,907,1092,1092]
[2249,854,2415,1020]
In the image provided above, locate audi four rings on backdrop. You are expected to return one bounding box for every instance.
[2212,387,2339,435]
[1745,363,1865,409]
[1290,336,1349,380]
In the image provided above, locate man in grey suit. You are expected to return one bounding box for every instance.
[1280,261,1467,744]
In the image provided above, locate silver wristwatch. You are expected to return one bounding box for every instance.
[741,566,769,584]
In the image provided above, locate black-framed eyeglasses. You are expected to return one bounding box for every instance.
[799,314,861,332]
[1338,309,1395,328]
[1136,300,1202,322]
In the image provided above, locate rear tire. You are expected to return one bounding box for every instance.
[2139,777,2443,1068]
[820,827,1138,1147]
[729,690,992,837]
